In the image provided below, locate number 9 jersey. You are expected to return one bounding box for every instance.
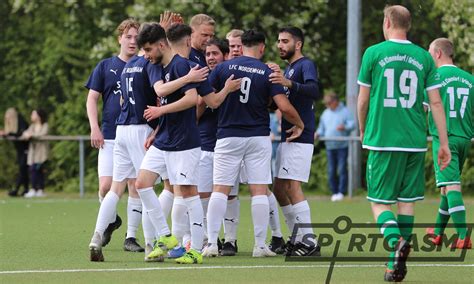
[208,55,285,139]
[357,39,441,151]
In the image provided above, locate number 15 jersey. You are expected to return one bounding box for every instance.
[357,39,441,152]
[209,56,285,139]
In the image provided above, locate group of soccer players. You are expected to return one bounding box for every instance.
[84,5,472,282]
[86,11,321,265]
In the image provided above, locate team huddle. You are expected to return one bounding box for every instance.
[85,5,472,282]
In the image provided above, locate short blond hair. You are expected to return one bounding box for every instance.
[189,14,215,28]
[384,5,411,31]
[116,18,140,37]
[226,29,244,39]
[431,38,454,59]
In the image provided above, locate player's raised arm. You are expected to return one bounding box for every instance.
[143,88,198,121]
[86,89,104,148]
[272,94,304,141]
[357,85,370,143]
[427,88,451,170]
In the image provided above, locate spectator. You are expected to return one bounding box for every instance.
[316,91,355,201]
[0,108,29,197]
[22,109,49,198]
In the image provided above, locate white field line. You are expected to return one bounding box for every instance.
[1,263,473,275]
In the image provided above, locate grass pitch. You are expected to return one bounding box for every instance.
[0,193,472,283]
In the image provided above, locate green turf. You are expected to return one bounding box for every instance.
[0,194,472,283]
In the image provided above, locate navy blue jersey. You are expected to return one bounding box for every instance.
[209,56,285,139]
[280,57,319,144]
[198,66,218,151]
[116,55,159,129]
[85,56,126,139]
[153,54,213,151]
[189,47,207,67]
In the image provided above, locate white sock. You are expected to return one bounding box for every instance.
[126,197,142,239]
[158,189,174,218]
[251,195,269,247]
[186,195,204,252]
[171,197,188,245]
[141,203,157,246]
[98,192,104,203]
[201,197,210,239]
[281,204,295,238]
[94,191,119,236]
[224,198,240,242]
[207,192,228,245]
[268,192,283,238]
[136,187,170,236]
[292,200,314,244]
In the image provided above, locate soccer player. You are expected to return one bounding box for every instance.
[200,38,240,256]
[203,29,305,258]
[189,14,215,67]
[85,19,145,252]
[221,29,245,255]
[268,26,322,256]
[136,23,241,264]
[357,5,451,282]
[425,38,472,249]
[226,29,243,59]
[88,26,162,262]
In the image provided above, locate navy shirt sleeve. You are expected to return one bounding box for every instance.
[147,63,163,86]
[85,60,105,92]
[208,64,222,91]
[290,60,321,100]
[197,78,214,97]
[267,68,286,97]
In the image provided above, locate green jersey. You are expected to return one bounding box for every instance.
[426,65,473,140]
[358,39,441,152]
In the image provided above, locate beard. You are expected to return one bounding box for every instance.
[280,47,295,60]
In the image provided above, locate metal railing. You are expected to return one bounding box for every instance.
[1,135,472,198]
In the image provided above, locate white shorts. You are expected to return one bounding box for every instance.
[98,139,114,177]
[214,136,272,186]
[165,147,201,186]
[275,142,314,182]
[198,150,239,195]
[140,145,169,180]
[113,124,153,182]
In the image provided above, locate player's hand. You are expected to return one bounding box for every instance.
[359,129,364,143]
[267,62,281,73]
[269,71,291,88]
[224,74,242,92]
[90,128,104,149]
[172,13,184,24]
[285,125,304,142]
[314,133,319,141]
[159,11,173,31]
[437,144,451,171]
[144,131,157,150]
[144,105,163,121]
[186,65,209,83]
